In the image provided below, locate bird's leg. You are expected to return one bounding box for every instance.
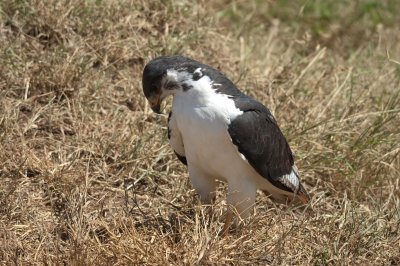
[188,165,217,222]
[189,175,216,205]
[189,166,217,202]
[221,180,257,236]
[200,192,216,226]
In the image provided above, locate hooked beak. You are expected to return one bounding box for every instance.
[149,95,162,114]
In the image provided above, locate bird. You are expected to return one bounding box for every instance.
[142,55,310,234]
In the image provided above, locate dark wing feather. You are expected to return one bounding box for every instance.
[228,98,294,192]
[173,151,187,165]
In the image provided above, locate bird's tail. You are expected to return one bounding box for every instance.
[278,165,311,204]
[296,183,311,204]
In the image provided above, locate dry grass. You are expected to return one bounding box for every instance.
[1,0,399,265]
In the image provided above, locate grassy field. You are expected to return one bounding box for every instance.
[1,0,399,265]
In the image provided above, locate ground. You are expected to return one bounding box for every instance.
[0,0,399,265]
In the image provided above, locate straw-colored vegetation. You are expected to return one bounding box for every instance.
[1,0,399,264]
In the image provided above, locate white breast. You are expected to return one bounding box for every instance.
[169,71,291,199]
[171,74,244,179]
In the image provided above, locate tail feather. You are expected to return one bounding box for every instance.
[297,183,311,204]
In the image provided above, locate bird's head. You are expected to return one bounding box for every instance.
[142,56,205,114]
[142,58,166,114]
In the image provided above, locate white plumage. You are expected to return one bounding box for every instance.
[142,56,310,234]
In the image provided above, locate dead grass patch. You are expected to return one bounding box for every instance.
[1,0,399,265]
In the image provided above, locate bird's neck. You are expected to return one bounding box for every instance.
[175,79,216,106]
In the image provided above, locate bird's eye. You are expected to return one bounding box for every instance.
[165,82,177,90]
